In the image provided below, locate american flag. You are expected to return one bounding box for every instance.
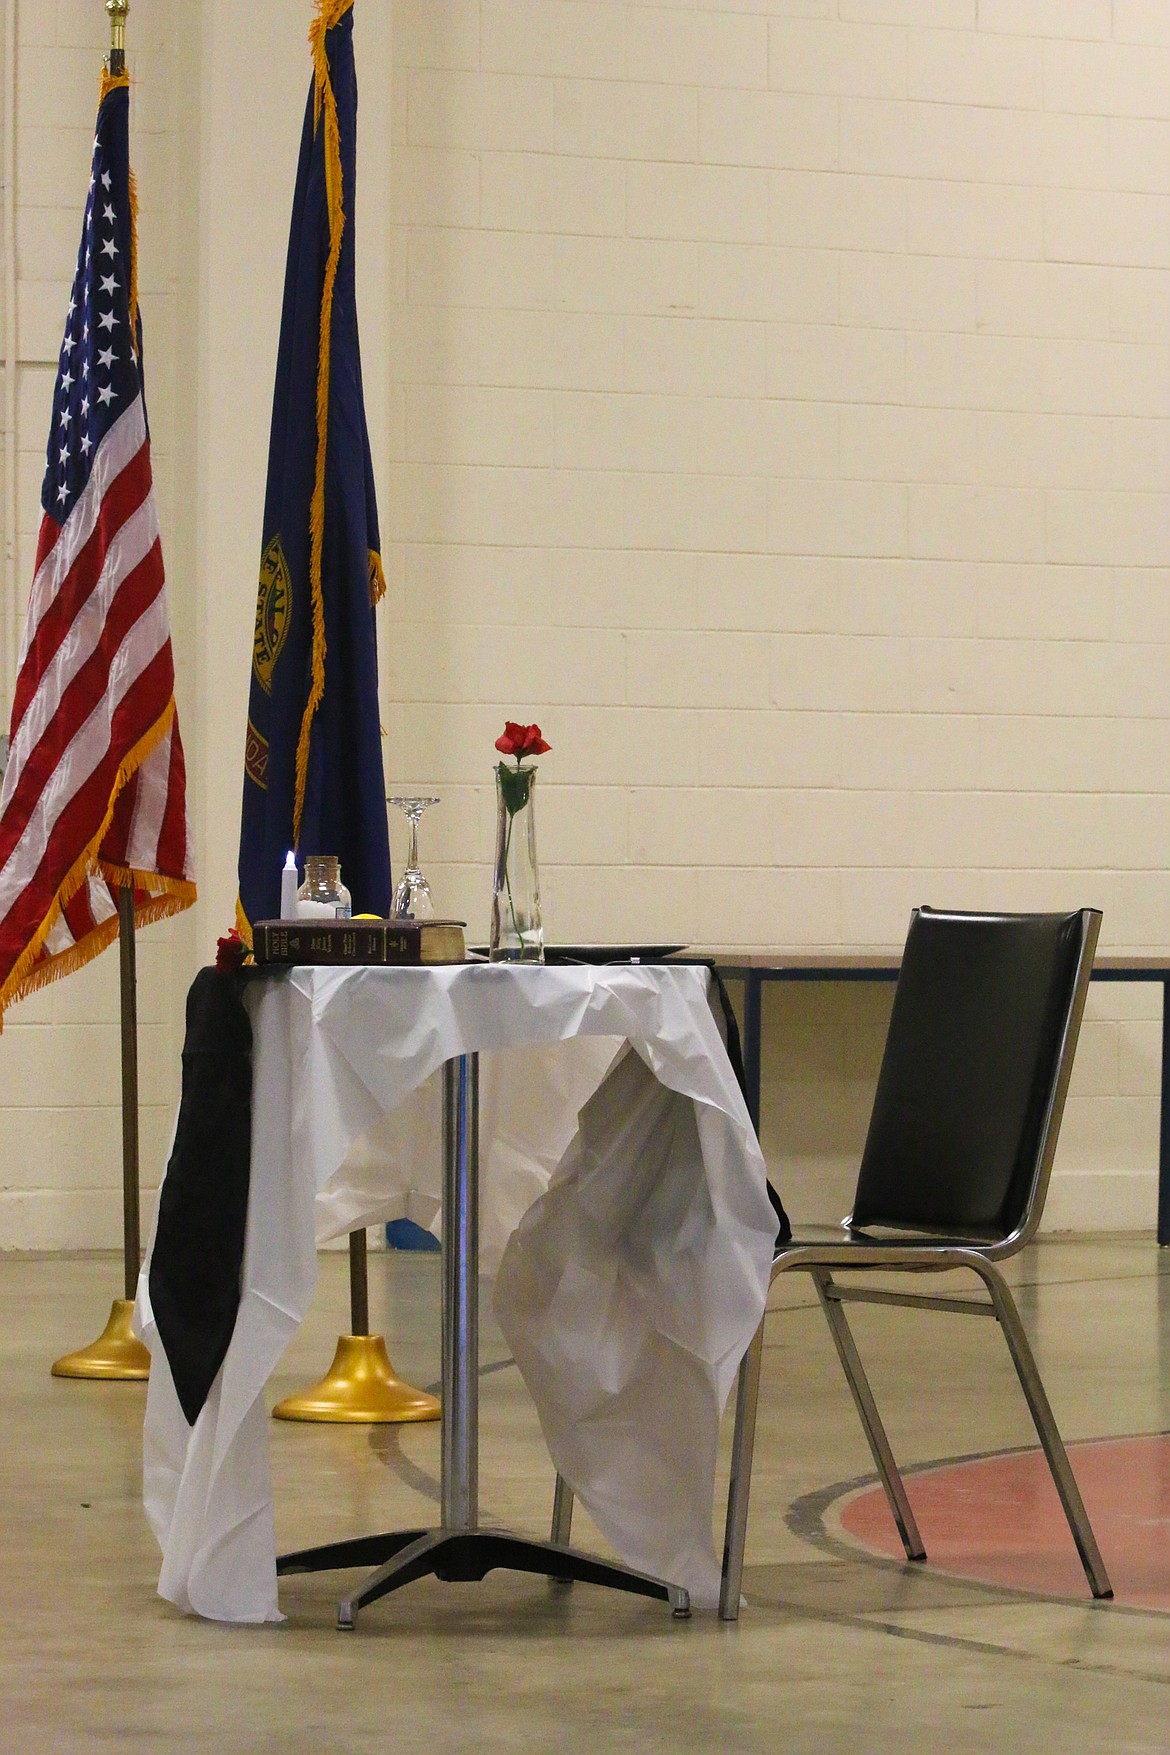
[0,73,194,1023]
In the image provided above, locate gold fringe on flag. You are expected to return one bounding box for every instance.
[0,700,196,1025]
[292,0,357,847]
[369,548,386,606]
[98,66,128,104]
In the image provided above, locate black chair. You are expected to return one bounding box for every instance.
[719,906,1113,1619]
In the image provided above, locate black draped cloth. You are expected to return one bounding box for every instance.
[148,968,254,1426]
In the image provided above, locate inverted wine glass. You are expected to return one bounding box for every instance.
[388,795,439,919]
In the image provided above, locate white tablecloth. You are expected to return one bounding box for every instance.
[136,962,776,1622]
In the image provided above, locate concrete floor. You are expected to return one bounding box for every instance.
[4,1239,1170,1754]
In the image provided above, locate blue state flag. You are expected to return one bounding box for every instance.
[238,0,391,933]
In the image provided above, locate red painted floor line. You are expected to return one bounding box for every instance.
[836,1434,1170,1606]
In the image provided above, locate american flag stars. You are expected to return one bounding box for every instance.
[43,121,137,526]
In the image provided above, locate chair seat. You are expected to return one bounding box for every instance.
[778,1223,1005,1262]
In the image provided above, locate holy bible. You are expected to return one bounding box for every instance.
[251,918,467,967]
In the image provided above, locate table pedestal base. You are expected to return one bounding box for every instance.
[278,1054,691,1628]
[278,1528,691,1627]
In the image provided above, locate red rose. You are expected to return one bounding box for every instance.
[494,720,551,761]
[215,929,247,974]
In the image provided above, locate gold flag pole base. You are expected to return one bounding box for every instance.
[272,1333,440,1424]
[51,1299,151,1380]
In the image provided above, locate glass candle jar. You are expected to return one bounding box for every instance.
[295,854,352,920]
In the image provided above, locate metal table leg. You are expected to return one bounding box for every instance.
[441,1051,478,1531]
[278,1051,691,1627]
[742,972,763,1137]
[1160,981,1170,1247]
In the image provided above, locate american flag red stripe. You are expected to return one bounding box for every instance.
[0,74,194,1024]
[13,445,154,729]
[0,535,167,872]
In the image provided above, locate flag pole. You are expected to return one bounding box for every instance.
[264,6,437,1428]
[117,883,141,1305]
[51,0,150,1383]
[106,0,128,79]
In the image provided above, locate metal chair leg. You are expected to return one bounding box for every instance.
[719,1317,766,1621]
[551,1474,574,1546]
[975,1261,1113,1600]
[812,1269,927,1564]
[548,1472,576,1586]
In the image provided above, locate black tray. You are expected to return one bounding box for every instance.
[468,945,688,966]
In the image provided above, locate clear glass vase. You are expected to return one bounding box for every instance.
[489,764,544,963]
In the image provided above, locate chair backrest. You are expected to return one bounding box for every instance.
[849,908,1100,1247]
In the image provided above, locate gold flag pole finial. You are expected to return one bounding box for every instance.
[106,0,129,77]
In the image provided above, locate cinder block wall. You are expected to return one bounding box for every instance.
[379,1,1169,1229]
[0,0,1167,1244]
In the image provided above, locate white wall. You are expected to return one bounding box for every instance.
[0,0,1168,1244]
[379,0,1170,1229]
